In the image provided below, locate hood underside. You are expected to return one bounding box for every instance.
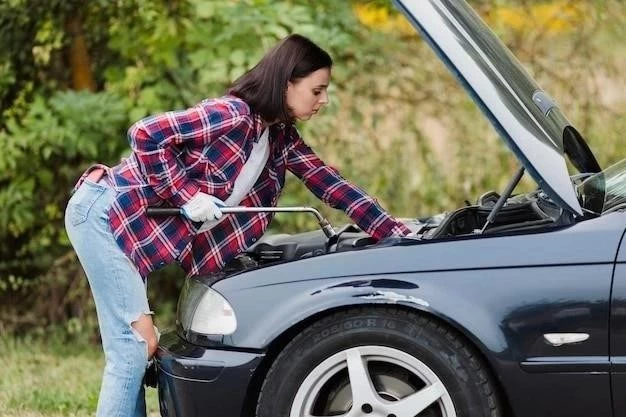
[393,0,600,216]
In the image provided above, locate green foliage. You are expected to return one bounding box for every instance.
[0,91,128,279]
[0,0,624,340]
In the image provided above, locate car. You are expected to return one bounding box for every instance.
[153,0,626,416]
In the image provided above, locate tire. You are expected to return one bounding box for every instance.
[256,307,501,417]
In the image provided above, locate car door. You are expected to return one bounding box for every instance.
[611,225,626,417]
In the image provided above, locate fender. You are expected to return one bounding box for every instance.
[222,272,508,356]
[217,263,612,366]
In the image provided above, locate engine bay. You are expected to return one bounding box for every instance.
[217,188,573,274]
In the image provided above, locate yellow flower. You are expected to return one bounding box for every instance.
[354,1,589,36]
[487,1,588,34]
[353,3,416,36]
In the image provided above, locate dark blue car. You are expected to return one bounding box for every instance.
[154,1,626,416]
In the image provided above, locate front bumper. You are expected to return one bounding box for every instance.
[156,331,265,417]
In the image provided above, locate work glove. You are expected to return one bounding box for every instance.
[181,192,224,222]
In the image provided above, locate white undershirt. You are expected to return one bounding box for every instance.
[198,128,270,232]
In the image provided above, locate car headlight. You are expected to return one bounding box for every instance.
[177,277,237,335]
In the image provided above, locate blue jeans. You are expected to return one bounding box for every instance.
[65,179,152,417]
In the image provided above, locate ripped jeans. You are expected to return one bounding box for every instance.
[65,178,152,417]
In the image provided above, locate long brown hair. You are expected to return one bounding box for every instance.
[229,34,333,123]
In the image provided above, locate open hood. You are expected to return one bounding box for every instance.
[393,0,600,216]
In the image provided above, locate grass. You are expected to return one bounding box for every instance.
[0,337,160,417]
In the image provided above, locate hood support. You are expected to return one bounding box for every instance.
[480,166,526,234]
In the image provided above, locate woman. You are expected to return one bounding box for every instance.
[65,33,411,417]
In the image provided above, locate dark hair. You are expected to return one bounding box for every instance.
[229,34,333,123]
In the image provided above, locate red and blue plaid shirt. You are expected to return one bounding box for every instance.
[75,95,410,278]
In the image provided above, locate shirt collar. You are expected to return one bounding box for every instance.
[252,113,290,142]
[252,112,264,137]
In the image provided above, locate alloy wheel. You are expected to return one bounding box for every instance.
[289,345,456,417]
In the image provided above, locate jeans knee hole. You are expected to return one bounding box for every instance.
[130,312,156,361]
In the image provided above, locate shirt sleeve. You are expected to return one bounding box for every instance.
[286,131,411,240]
[128,100,249,207]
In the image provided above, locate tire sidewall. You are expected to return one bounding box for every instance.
[257,309,496,417]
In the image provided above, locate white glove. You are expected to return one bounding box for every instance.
[181,193,224,222]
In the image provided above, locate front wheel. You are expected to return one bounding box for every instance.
[256,308,501,417]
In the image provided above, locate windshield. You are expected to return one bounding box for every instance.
[577,158,626,215]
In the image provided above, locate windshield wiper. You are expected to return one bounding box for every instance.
[479,166,525,234]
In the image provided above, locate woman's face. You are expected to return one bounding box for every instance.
[286,67,330,121]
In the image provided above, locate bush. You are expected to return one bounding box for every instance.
[0,91,129,334]
[0,0,624,338]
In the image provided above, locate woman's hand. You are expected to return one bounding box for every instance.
[181,193,224,222]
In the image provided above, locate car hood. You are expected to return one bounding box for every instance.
[394,0,600,216]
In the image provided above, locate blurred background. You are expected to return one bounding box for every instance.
[0,0,624,415]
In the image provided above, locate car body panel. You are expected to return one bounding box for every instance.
[156,332,264,417]
[611,227,626,416]
[617,229,626,262]
[393,0,586,215]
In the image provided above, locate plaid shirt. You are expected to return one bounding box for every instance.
[75,95,410,278]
